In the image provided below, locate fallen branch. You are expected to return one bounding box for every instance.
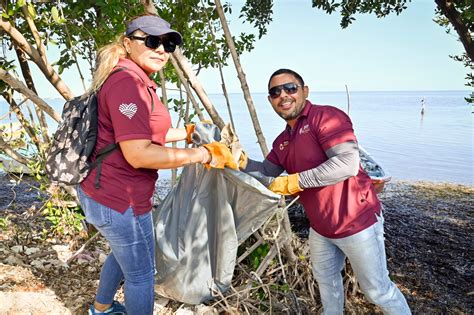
[27,249,56,260]
[65,232,100,265]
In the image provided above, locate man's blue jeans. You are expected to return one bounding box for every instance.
[309,213,411,315]
[77,187,155,315]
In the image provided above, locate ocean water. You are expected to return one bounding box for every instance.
[1,90,472,185]
[208,90,473,185]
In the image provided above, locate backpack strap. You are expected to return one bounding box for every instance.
[91,143,119,189]
[90,67,127,189]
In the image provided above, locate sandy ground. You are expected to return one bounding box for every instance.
[0,174,472,314]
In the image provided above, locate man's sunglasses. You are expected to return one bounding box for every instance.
[268,83,303,99]
[127,35,177,53]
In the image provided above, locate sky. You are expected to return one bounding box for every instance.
[29,0,469,98]
[198,0,468,94]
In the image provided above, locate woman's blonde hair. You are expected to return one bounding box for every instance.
[89,35,128,92]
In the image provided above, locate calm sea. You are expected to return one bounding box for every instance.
[1,90,472,185]
[208,90,473,185]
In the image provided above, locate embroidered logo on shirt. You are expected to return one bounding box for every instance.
[299,124,310,135]
[279,140,289,151]
[119,103,138,119]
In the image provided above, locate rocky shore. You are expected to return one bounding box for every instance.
[0,174,472,314]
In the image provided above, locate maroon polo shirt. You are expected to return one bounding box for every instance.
[81,58,171,215]
[266,101,381,238]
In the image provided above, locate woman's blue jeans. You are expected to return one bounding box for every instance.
[309,213,411,315]
[77,187,155,315]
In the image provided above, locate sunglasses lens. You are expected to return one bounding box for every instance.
[145,36,162,49]
[269,86,282,99]
[144,36,176,53]
[283,83,298,94]
[163,41,176,53]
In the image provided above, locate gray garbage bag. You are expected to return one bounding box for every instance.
[154,124,280,304]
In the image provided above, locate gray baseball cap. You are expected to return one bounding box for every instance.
[126,16,183,45]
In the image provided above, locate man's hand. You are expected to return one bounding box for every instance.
[238,150,248,169]
[202,142,238,170]
[268,173,303,195]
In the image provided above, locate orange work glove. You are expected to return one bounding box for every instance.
[268,173,303,195]
[202,142,238,170]
[185,124,195,144]
[238,150,248,169]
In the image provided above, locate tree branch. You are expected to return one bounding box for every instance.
[0,136,30,166]
[215,0,269,156]
[2,91,43,152]
[171,48,226,129]
[0,69,61,122]
[21,5,47,64]
[140,0,158,15]
[435,0,473,61]
[169,55,205,121]
[14,44,51,147]
[0,18,74,100]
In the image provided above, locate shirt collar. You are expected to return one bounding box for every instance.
[116,58,158,90]
[285,100,313,131]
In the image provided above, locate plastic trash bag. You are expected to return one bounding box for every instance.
[153,123,280,304]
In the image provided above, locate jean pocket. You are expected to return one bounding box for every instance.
[78,188,112,228]
[84,204,112,228]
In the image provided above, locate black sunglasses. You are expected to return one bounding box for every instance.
[127,35,177,53]
[268,82,303,99]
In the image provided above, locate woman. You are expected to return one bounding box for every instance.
[78,15,235,314]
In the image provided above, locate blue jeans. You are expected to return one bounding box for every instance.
[309,213,410,315]
[77,187,155,315]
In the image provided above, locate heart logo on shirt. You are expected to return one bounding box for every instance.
[119,103,138,119]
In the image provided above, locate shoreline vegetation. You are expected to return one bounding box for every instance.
[0,174,472,314]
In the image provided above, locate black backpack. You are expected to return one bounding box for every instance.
[45,68,128,188]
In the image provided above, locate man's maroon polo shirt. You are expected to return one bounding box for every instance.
[81,58,171,215]
[266,101,381,238]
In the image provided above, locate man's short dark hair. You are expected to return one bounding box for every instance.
[268,69,305,89]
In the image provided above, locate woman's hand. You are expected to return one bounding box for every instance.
[201,142,238,170]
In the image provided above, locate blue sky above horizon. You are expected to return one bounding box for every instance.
[31,0,470,99]
[197,0,469,94]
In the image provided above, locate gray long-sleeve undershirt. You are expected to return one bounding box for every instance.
[243,141,360,188]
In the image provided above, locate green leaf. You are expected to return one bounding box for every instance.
[27,3,36,19]
[16,0,26,9]
[51,6,60,24]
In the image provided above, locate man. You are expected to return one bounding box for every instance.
[240,69,410,314]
